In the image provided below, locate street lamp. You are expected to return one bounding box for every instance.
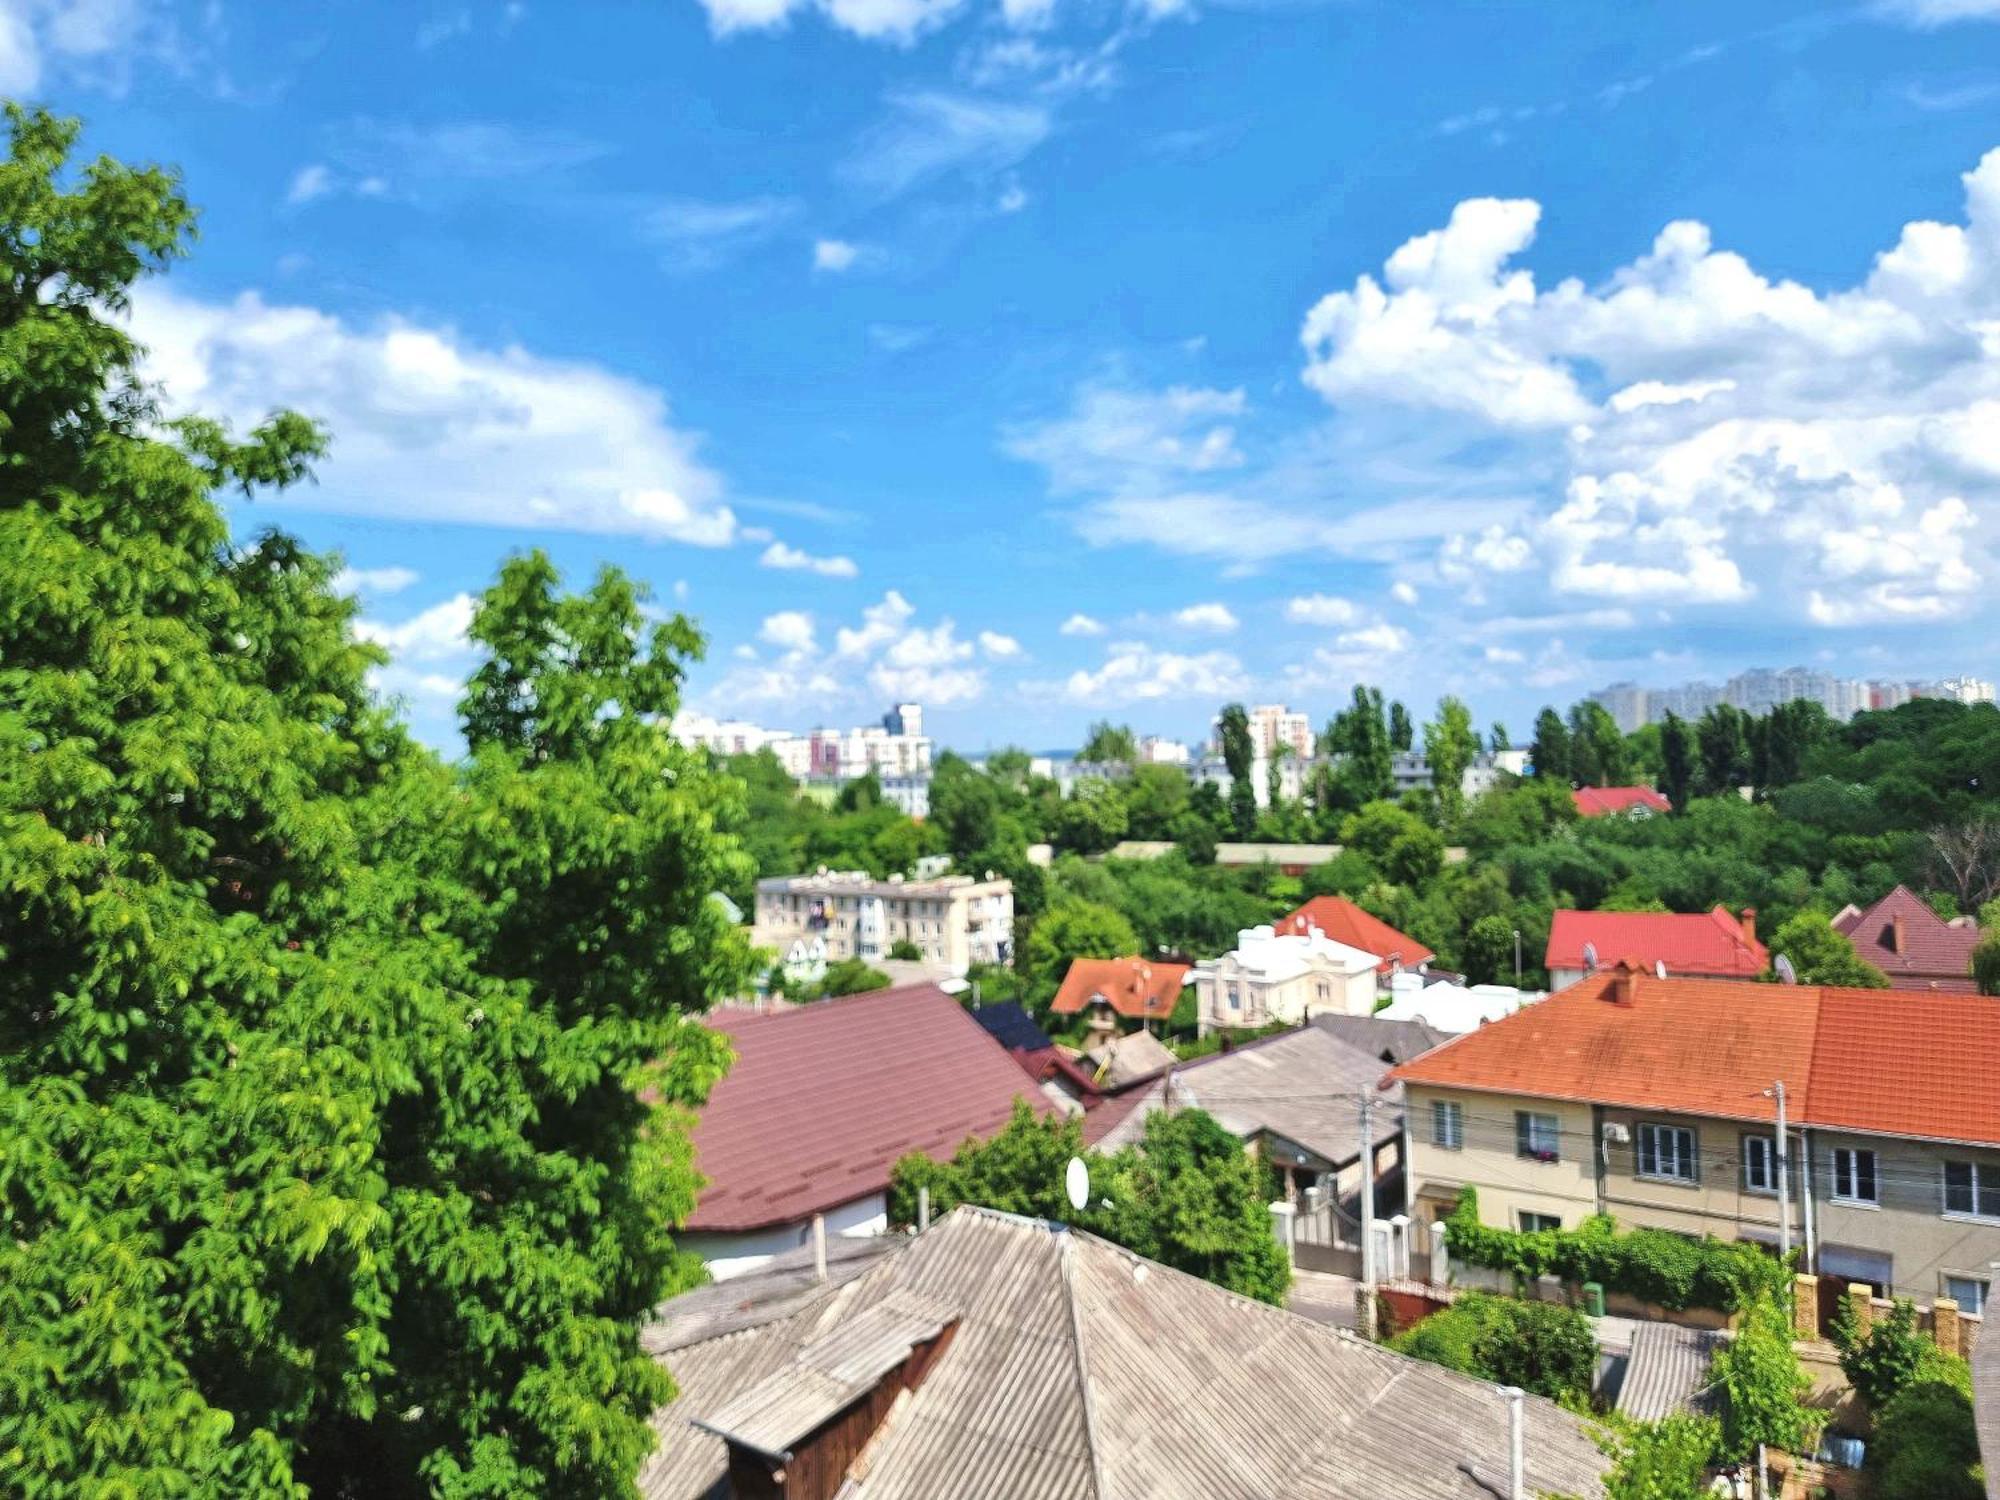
[1512,928,1522,983]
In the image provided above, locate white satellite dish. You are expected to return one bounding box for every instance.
[1064,1156,1090,1214]
[1654,960,1667,980]
[1581,941,1599,975]
[1775,954,1798,986]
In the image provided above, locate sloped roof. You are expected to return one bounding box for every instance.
[1391,971,2000,1146]
[1546,906,1767,978]
[639,1206,1607,1500]
[1050,956,1190,1020]
[686,985,1050,1232]
[1310,1012,1453,1066]
[1273,897,1435,972]
[1830,884,1980,991]
[1572,785,1672,817]
[1614,1322,1721,1423]
[1214,841,1343,866]
[1083,1028,1179,1088]
[967,1001,1053,1052]
[1091,1026,1404,1165]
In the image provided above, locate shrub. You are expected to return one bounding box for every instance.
[1870,1373,1980,1500]
[1712,1301,1821,1461]
[1840,1298,1963,1410]
[1389,1292,1597,1404]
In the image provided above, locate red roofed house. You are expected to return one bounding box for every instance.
[1832,885,1982,993]
[1049,955,1191,1037]
[1273,896,1435,974]
[1572,785,1673,818]
[1545,906,1767,990]
[680,983,1051,1280]
[1391,967,2000,1307]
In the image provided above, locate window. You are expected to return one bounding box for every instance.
[1516,1111,1560,1163]
[1944,1161,2000,1220]
[1636,1123,1698,1183]
[1743,1134,1779,1194]
[1945,1276,1989,1316]
[1518,1211,1562,1233]
[1832,1148,1878,1205]
[1431,1100,1463,1151]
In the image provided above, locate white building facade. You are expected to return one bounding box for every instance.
[1194,925,1379,1034]
[753,869,1014,978]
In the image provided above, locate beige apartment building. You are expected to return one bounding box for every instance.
[752,868,1013,979]
[1394,968,2000,1310]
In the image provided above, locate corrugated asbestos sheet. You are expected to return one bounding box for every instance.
[1973,1307,2000,1500]
[1614,1322,1720,1423]
[638,1207,1608,1499]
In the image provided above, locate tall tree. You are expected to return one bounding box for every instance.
[1076,720,1138,764]
[1659,711,1695,812]
[1216,701,1257,839]
[1529,707,1571,783]
[1388,700,1414,752]
[1567,700,1629,786]
[1424,696,1479,825]
[1696,704,1751,797]
[0,110,752,1497]
[1023,900,1141,1006]
[1489,721,1511,753]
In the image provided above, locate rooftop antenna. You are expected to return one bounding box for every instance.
[1581,941,1599,976]
[1774,954,1798,986]
[1063,1156,1090,1216]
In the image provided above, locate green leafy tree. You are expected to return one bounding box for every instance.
[1489,721,1511,754]
[1077,720,1139,764]
[1696,705,1751,797]
[0,110,751,1498]
[1869,1365,1980,1500]
[1838,1298,1960,1409]
[1124,762,1191,839]
[1217,702,1258,838]
[1975,930,2000,997]
[1583,1413,1721,1500]
[1023,900,1140,1005]
[1530,706,1572,783]
[1712,1302,1821,1464]
[1659,712,1695,813]
[1567,701,1630,787]
[1389,700,1414,752]
[1323,686,1395,809]
[888,938,923,961]
[1461,913,1517,985]
[1053,776,1130,855]
[1388,1293,1597,1404]
[1385,824,1447,887]
[1765,910,1890,988]
[1424,695,1479,826]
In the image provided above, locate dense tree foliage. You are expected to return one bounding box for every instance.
[1711,1302,1821,1463]
[0,110,752,1498]
[888,1103,1289,1304]
[1076,720,1138,764]
[1387,1293,1597,1404]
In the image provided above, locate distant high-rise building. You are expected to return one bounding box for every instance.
[1585,667,1992,727]
[1590,682,1648,734]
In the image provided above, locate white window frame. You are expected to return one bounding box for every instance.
[1831,1147,1879,1207]
[1635,1122,1699,1184]
[1516,1111,1561,1163]
[1431,1100,1463,1152]
[1942,1160,2000,1222]
[1742,1134,1778,1195]
[1518,1210,1562,1234]
[1944,1275,1989,1316]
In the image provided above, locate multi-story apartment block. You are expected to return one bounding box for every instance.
[753,869,1013,979]
[1590,668,1994,729]
[674,704,933,785]
[1393,967,2000,1309]
[1589,682,1649,735]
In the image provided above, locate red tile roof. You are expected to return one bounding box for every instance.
[1546,906,1767,979]
[1050,956,1191,1020]
[1830,885,1980,992]
[1572,786,1672,817]
[1390,970,2000,1145]
[685,984,1050,1232]
[1273,897,1435,973]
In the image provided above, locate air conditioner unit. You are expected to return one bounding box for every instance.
[1602,1122,1631,1145]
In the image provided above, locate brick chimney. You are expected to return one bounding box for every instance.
[1606,963,1639,1007]
[1739,907,1757,944]
[1891,915,1907,955]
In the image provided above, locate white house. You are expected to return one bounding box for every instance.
[1375,973,1540,1033]
[1193,924,1378,1034]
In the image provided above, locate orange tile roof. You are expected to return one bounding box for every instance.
[1390,970,2000,1145]
[1273,897,1435,973]
[1572,786,1672,817]
[1546,906,1767,979]
[1049,956,1191,1020]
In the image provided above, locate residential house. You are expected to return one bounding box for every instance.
[1048,954,1191,1037]
[1089,1025,1409,1213]
[1545,906,1767,990]
[753,868,1013,979]
[1194,924,1379,1033]
[1832,884,1982,992]
[1390,967,2000,1307]
[678,985,1049,1279]
[1572,785,1673,818]
[638,1206,1609,1500]
[1310,1011,1452,1068]
[1377,973,1540,1033]
[1080,1027,1178,1090]
[1273,895,1435,974]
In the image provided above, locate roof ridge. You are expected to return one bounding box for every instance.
[1059,1230,1107,1500]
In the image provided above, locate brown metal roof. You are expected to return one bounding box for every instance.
[639,1206,1607,1498]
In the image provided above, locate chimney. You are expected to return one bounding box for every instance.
[1891,915,1906,955]
[1606,964,1638,1007]
[1503,1385,1526,1500]
[1740,907,1757,944]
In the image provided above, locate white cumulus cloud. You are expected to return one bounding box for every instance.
[1172,601,1239,632]
[1059,612,1105,636]
[759,610,817,652]
[760,541,860,578]
[1284,593,1361,626]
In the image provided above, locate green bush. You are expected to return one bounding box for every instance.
[1870,1375,1980,1500]
[1840,1299,1966,1409]
[1443,1190,1787,1313]
[1389,1292,1597,1404]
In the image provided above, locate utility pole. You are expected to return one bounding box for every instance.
[1772,1081,1791,1264]
[1359,1088,1377,1339]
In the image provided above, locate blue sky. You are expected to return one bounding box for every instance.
[14,0,2000,751]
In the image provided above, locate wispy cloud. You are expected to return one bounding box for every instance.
[840,90,1051,200]
[644,196,800,271]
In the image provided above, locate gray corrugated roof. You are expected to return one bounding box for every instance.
[1090,1025,1404,1166]
[1614,1321,1721,1423]
[1310,1012,1454,1066]
[1975,1305,2000,1500]
[639,1206,1607,1498]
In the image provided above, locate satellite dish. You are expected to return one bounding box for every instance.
[1654,960,1667,980]
[1064,1156,1090,1214]
[1775,954,1798,986]
[1582,941,1599,975]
